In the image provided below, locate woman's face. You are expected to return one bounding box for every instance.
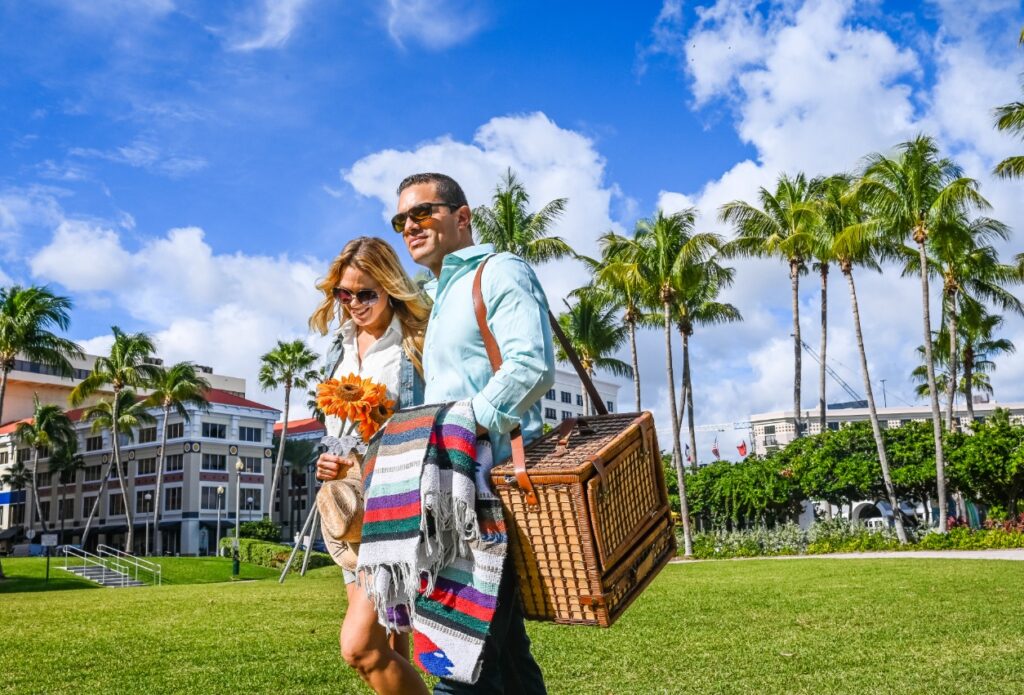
[337,265,392,330]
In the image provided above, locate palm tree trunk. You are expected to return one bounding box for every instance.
[153,404,170,556]
[681,329,698,472]
[628,318,641,412]
[111,391,135,552]
[267,383,291,520]
[917,238,948,531]
[818,264,828,433]
[964,347,976,422]
[31,450,47,532]
[844,267,907,543]
[945,294,958,431]
[80,458,115,550]
[60,480,67,541]
[790,260,803,438]
[580,377,590,416]
[663,300,692,556]
[0,367,9,430]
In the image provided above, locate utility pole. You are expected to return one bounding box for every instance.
[880,379,888,408]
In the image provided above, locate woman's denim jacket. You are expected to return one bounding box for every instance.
[323,334,425,409]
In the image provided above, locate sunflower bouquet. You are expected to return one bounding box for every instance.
[315,373,396,458]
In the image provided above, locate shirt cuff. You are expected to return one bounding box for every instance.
[470,392,519,436]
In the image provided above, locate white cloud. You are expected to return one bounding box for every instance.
[344,111,623,303]
[229,0,310,51]
[385,0,485,49]
[61,0,175,19]
[69,140,207,178]
[29,220,329,419]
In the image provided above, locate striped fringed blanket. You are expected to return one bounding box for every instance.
[356,400,507,685]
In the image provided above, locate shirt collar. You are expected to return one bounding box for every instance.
[338,311,402,344]
[444,243,494,266]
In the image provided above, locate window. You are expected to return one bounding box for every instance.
[135,490,156,513]
[200,486,224,510]
[109,461,127,480]
[561,391,572,404]
[166,422,184,439]
[576,394,583,407]
[84,465,102,482]
[606,401,614,413]
[82,496,97,519]
[164,487,182,512]
[202,422,226,439]
[0,451,7,465]
[136,457,157,476]
[108,493,125,516]
[763,425,776,435]
[16,448,31,463]
[0,506,4,525]
[240,456,262,474]
[241,489,262,513]
[827,422,840,431]
[544,407,557,420]
[11,503,25,525]
[40,500,50,521]
[86,436,103,452]
[138,427,157,444]
[561,411,573,421]
[239,426,262,443]
[202,454,227,471]
[546,389,555,400]
[59,498,74,521]
[165,454,184,472]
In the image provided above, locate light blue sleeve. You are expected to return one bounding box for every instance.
[470,255,556,435]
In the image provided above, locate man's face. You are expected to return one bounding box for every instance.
[396,182,471,272]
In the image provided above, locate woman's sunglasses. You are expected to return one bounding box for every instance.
[391,201,459,233]
[332,288,380,306]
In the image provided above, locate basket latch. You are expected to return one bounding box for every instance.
[553,418,594,457]
[579,594,606,607]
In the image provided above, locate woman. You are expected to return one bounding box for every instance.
[310,236,430,695]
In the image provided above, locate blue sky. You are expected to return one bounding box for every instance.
[2,0,1023,460]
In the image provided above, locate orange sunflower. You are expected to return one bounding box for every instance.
[358,396,396,442]
[316,374,378,421]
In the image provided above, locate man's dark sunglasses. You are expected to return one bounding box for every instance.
[391,201,459,233]
[332,288,380,306]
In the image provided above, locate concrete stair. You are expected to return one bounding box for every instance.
[61,564,145,588]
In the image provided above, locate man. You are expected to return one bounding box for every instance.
[394,172,553,694]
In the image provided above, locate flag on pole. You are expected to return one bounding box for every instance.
[711,437,720,460]
[684,443,692,464]
[737,440,748,458]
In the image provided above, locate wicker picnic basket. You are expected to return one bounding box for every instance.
[473,259,676,627]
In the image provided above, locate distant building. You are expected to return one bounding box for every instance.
[749,401,1024,457]
[540,368,622,425]
[272,418,325,540]
[0,353,279,555]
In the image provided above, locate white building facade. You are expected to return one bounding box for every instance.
[540,368,623,426]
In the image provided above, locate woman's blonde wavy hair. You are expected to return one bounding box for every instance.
[309,237,430,376]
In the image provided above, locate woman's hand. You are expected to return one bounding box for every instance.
[316,453,356,481]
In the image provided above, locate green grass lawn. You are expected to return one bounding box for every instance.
[2,557,1023,694]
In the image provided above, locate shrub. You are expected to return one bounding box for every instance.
[218,537,333,572]
[237,518,283,542]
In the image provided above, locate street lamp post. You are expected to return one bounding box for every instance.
[233,459,243,576]
[216,486,224,558]
[144,492,152,557]
[246,495,254,519]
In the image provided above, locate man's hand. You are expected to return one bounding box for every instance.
[316,453,356,481]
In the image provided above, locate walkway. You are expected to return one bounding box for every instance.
[675,549,1024,562]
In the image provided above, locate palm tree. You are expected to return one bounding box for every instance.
[859,135,992,531]
[305,365,330,425]
[958,304,1015,421]
[0,459,30,579]
[14,396,75,534]
[472,168,574,263]
[630,208,718,556]
[590,232,648,412]
[721,172,817,437]
[79,391,155,549]
[993,32,1024,179]
[48,438,85,542]
[70,327,161,552]
[673,239,741,472]
[832,174,909,543]
[259,340,320,520]
[555,293,632,415]
[809,176,837,433]
[143,362,210,555]
[0,285,83,426]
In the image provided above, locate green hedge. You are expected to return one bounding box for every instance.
[218,537,334,572]
[685,519,1024,559]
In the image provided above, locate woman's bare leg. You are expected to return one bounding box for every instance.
[341,582,428,694]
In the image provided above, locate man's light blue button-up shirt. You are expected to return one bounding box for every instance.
[423,243,556,465]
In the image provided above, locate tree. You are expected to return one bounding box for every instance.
[48,438,85,542]
[143,362,210,555]
[673,238,741,471]
[79,391,155,549]
[958,304,1015,421]
[305,365,330,425]
[14,396,75,534]
[993,32,1024,179]
[946,409,1024,517]
[831,173,908,541]
[70,327,161,552]
[472,168,574,264]
[555,292,632,415]
[858,135,991,531]
[0,285,83,426]
[721,172,817,437]
[0,459,30,579]
[259,340,319,522]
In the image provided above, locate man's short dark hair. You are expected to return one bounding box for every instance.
[397,173,469,209]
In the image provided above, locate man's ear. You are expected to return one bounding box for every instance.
[457,205,472,234]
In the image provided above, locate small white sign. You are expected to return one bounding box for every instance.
[25,529,36,541]
[41,534,58,547]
